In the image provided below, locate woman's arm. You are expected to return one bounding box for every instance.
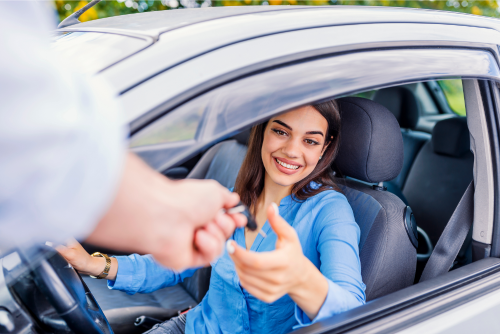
[228,197,365,323]
[293,194,365,325]
[57,240,199,294]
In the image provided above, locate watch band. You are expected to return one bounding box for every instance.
[90,252,111,279]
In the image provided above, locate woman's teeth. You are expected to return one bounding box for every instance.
[276,158,299,170]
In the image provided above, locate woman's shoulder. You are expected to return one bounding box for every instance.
[305,188,352,215]
[306,186,349,205]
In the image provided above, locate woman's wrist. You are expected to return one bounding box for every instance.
[288,257,329,320]
[81,256,118,281]
[86,256,107,277]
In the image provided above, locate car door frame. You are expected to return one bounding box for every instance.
[123,29,500,333]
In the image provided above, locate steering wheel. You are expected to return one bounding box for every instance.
[31,247,113,334]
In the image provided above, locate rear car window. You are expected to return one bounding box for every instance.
[52,32,150,74]
[437,79,466,116]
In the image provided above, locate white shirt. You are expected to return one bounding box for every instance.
[0,2,126,251]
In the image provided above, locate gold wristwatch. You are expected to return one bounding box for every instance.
[90,252,111,279]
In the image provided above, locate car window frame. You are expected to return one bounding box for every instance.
[130,48,500,333]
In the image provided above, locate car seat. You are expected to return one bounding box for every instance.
[403,117,473,254]
[372,87,431,203]
[335,97,416,299]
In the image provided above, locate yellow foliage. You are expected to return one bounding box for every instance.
[244,0,252,4]
[269,0,283,4]
[471,5,483,15]
[287,0,297,4]
[222,0,244,5]
[55,0,65,9]
[74,1,98,22]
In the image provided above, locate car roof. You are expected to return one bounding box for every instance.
[60,5,500,41]
[57,6,500,123]
[60,6,310,41]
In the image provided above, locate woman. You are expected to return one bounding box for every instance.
[59,100,366,334]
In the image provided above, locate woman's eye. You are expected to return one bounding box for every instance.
[272,129,287,136]
[305,139,320,145]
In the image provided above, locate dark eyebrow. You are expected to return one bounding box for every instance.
[306,131,324,137]
[272,120,292,130]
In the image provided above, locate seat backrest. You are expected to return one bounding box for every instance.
[182,140,247,302]
[403,117,473,247]
[336,97,416,300]
[373,87,431,192]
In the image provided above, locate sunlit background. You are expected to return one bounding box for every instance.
[53,0,500,23]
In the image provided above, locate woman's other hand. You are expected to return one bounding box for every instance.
[227,203,328,320]
[57,239,118,280]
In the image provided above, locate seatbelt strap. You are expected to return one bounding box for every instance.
[419,181,474,283]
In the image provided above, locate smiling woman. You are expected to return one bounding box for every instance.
[235,100,342,210]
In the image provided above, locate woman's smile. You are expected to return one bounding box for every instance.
[273,157,303,175]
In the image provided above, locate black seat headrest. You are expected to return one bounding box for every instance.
[336,97,404,183]
[373,87,420,129]
[432,117,470,157]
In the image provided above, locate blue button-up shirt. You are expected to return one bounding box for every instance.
[109,189,365,334]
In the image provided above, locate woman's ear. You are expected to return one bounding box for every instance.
[321,141,330,156]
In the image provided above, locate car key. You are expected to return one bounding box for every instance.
[226,202,267,238]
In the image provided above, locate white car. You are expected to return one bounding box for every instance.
[1,5,500,334]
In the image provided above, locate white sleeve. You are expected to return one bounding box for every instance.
[0,2,127,250]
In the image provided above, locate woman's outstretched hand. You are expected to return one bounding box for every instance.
[57,239,118,280]
[227,203,329,320]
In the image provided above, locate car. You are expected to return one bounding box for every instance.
[2,4,500,334]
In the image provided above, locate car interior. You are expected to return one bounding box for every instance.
[73,79,473,334]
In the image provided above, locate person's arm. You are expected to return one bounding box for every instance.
[86,153,246,271]
[0,2,245,271]
[57,240,199,294]
[108,254,199,294]
[292,194,365,327]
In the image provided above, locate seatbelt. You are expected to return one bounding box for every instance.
[419,181,474,283]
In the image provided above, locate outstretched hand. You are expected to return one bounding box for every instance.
[227,203,328,320]
[227,203,310,303]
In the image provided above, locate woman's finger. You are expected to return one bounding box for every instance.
[236,268,285,303]
[233,262,288,284]
[267,203,299,243]
[227,240,286,270]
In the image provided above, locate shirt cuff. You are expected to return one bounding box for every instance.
[107,255,141,294]
[293,279,359,329]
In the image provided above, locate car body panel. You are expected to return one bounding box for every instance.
[57,7,500,96]
[119,23,500,125]
[48,7,500,333]
[291,257,500,333]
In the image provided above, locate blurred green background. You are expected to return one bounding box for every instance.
[54,0,500,23]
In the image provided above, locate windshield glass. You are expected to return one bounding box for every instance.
[0,245,58,292]
[52,32,150,74]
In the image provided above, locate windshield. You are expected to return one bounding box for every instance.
[0,245,58,292]
[52,32,151,74]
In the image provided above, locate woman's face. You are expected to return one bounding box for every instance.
[261,106,329,188]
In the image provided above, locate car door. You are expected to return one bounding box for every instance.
[120,23,500,333]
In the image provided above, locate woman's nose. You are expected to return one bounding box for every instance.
[282,138,301,158]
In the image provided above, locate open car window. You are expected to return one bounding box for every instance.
[437,79,467,116]
[131,48,498,172]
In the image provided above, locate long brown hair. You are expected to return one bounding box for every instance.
[234,100,341,209]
